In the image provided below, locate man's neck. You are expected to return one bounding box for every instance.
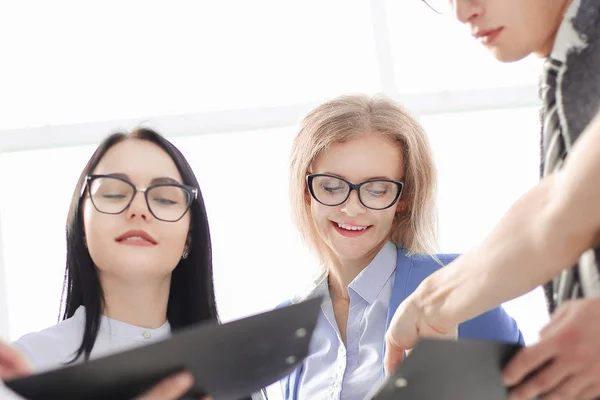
[536,0,576,58]
[100,274,171,328]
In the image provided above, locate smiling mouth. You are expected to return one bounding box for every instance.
[332,221,372,237]
[336,222,370,231]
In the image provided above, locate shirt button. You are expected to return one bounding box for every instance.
[143,331,152,339]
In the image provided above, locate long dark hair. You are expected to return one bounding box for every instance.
[60,128,219,362]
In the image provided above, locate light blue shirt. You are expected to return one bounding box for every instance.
[297,241,397,400]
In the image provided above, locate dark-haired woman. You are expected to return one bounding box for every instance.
[11,128,262,399]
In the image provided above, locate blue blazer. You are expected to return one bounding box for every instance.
[278,247,525,400]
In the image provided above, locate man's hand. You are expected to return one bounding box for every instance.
[383,294,458,376]
[504,298,600,400]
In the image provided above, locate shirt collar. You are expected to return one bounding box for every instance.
[550,0,587,62]
[74,306,172,342]
[349,241,397,305]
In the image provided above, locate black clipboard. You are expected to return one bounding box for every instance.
[371,338,522,400]
[5,297,321,400]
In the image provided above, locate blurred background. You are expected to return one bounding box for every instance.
[0,1,548,397]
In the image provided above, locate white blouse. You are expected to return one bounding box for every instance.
[13,306,171,373]
[0,307,171,399]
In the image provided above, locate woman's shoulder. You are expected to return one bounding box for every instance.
[394,249,463,289]
[12,308,85,372]
[397,246,461,267]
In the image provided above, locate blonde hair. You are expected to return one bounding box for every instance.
[290,94,439,278]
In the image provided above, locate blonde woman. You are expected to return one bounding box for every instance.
[278,94,524,400]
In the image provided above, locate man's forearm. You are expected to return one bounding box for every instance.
[417,111,600,326]
[417,175,568,325]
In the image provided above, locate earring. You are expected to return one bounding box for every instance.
[182,250,189,260]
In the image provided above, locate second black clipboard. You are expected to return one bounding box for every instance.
[372,338,522,400]
[6,297,322,400]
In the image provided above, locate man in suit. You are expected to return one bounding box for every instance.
[384,0,600,399]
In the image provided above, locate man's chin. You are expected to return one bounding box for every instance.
[489,47,532,63]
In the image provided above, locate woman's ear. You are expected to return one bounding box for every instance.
[83,226,88,248]
[305,188,312,205]
[396,197,408,213]
[182,234,192,259]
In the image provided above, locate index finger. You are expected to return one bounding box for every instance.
[383,334,407,377]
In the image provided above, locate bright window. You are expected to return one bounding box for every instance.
[386,0,543,94]
[0,145,97,339]
[0,1,379,131]
[419,107,549,344]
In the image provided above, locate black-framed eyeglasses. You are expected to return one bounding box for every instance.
[84,175,198,222]
[307,174,404,211]
[422,0,453,14]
